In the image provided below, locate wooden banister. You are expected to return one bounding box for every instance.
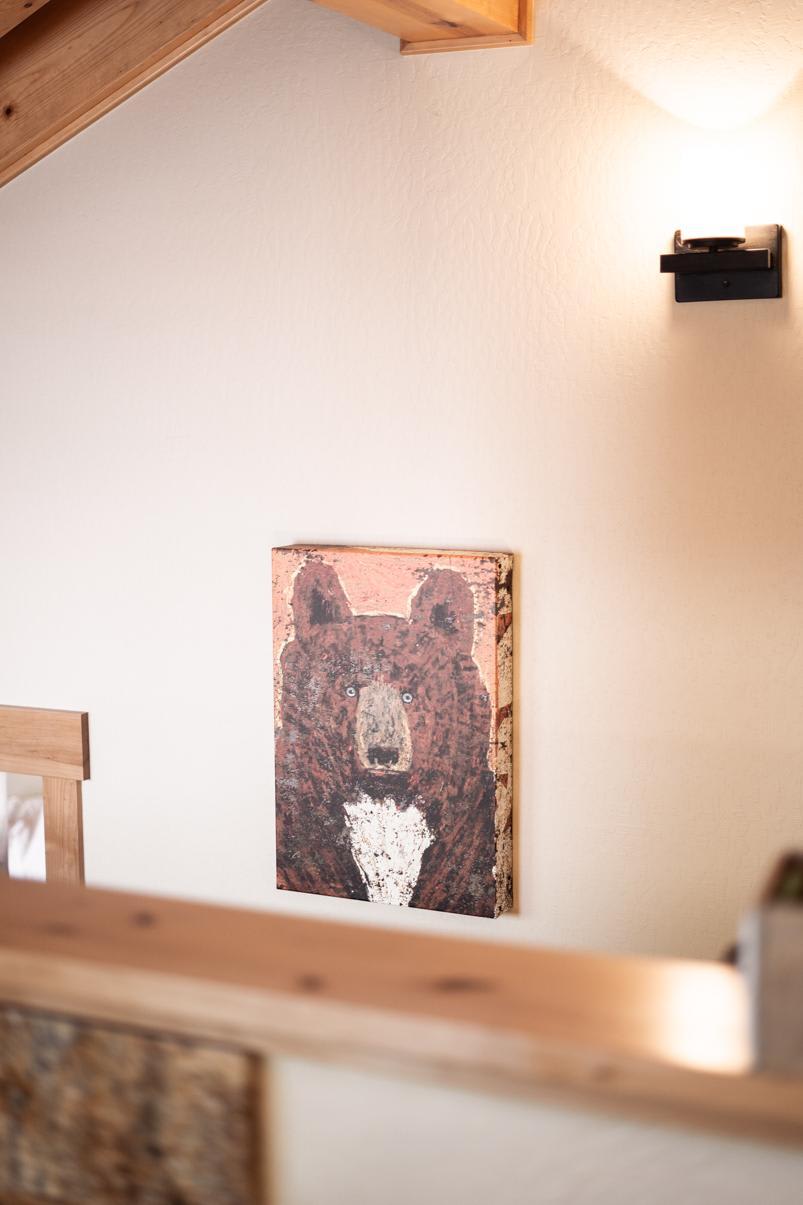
[1,877,803,1150]
[0,705,89,780]
[0,705,89,884]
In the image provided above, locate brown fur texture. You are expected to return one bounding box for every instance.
[274,559,498,917]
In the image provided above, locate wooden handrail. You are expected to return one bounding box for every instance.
[0,705,89,884]
[0,705,89,780]
[1,878,803,1146]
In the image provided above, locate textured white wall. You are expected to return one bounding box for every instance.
[1,0,802,960]
[2,0,803,1196]
[275,1057,803,1204]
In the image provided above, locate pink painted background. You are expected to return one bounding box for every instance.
[272,546,499,735]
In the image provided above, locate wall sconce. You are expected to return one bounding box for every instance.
[660,224,782,303]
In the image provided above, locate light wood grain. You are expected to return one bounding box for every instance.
[0,0,274,190]
[42,777,85,884]
[400,0,531,52]
[0,0,534,194]
[0,705,88,885]
[257,1057,274,1205]
[401,31,526,51]
[0,0,49,39]
[313,0,519,44]
[0,705,89,779]
[0,878,801,1144]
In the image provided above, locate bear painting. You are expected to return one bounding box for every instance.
[272,545,513,918]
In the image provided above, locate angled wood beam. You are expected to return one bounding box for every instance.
[0,0,51,40]
[0,0,274,190]
[0,0,535,190]
[313,0,532,54]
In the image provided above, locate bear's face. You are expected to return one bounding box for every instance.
[279,561,490,804]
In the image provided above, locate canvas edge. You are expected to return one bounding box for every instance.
[493,553,514,917]
[274,543,507,559]
[270,547,283,894]
[270,546,286,733]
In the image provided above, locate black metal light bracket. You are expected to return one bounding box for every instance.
[660,224,782,303]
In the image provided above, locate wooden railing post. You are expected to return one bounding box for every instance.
[0,705,90,885]
[42,777,85,884]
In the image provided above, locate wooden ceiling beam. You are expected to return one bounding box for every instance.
[313,0,531,52]
[0,0,274,190]
[0,0,534,190]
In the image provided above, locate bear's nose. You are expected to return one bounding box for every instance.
[367,746,399,768]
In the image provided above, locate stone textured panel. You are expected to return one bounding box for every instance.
[0,1006,260,1205]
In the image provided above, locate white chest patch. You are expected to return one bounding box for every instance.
[343,792,434,907]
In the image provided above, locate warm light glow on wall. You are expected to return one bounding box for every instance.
[643,69,799,134]
[556,2,797,277]
[560,1,802,132]
[654,965,750,1074]
[676,145,749,239]
[672,128,790,254]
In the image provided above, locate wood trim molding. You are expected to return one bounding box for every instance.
[400,0,532,53]
[313,0,532,54]
[1,878,802,1145]
[313,0,521,47]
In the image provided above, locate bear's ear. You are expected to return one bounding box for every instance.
[410,569,475,654]
[291,561,352,642]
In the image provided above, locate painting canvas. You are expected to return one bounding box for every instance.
[272,545,513,918]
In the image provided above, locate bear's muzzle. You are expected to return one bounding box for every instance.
[355,682,413,774]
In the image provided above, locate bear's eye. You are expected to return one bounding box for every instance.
[401,691,413,704]
[345,685,357,698]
